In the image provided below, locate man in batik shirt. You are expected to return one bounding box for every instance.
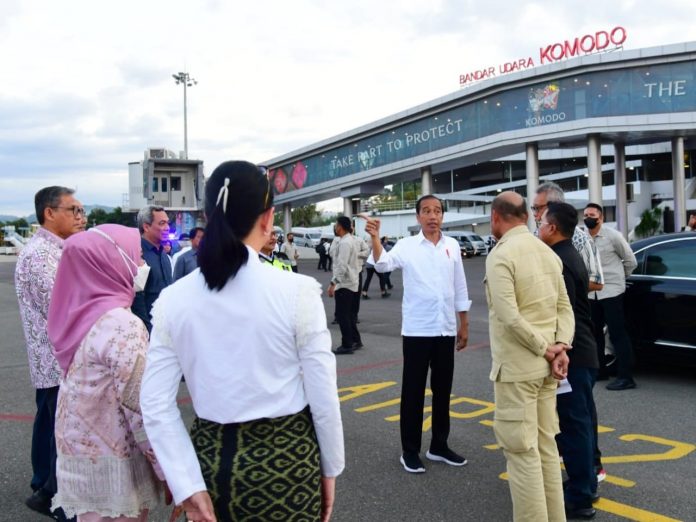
[15,186,86,518]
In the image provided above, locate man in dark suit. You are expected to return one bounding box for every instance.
[539,202,600,520]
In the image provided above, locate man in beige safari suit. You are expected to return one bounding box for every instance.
[485,192,575,522]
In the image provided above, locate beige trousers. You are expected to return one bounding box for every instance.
[493,376,565,522]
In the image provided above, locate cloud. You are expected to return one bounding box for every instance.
[2,0,696,215]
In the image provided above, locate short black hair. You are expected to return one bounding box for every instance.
[584,203,603,214]
[198,161,273,291]
[34,186,74,225]
[336,216,352,233]
[416,195,443,214]
[545,202,577,239]
[189,227,205,239]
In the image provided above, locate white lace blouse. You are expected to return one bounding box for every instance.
[140,246,345,504]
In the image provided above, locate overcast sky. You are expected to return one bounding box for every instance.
[2,0,696,215]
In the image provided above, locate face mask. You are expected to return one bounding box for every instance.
[584,217,599,230]
[133,264,151,292]
[89,228,149,291]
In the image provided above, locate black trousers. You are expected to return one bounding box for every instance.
[590,294,634,380]
[317,253,328,271]
[556,366,598,507]
[335,288,361,348]
[31,386,59,495]
[401,336,455,454]
[353,272,363,323]
[362,266,385,293]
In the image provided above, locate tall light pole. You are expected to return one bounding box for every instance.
[172,72,197,159]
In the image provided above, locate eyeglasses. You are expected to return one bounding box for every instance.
[257,165,271,208]
[53,206,86,218]
[538,221,552,227]
[530,204,547,213]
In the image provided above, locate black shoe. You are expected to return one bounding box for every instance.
[606,378,636,391]
[381,292,391,298]
[25,489,52,517]
[387,284,393,289]
[362,294,370,300]
[332,346,354,355]
[400,452,425,473]
[331,319,338,325]
[426,448,467,466]
[352,342,363,350]
[565,503,596,520]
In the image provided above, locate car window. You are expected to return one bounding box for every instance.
[644,240,696,278]
[470,234,484,242]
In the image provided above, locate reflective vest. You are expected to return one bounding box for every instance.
[260,253,292,271]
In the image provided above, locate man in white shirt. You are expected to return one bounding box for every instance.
[281,233,300,273]
[364,195,472,474]
[583,203,638,391]
[328,217,362,355]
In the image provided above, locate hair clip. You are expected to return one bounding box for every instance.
[216,177,230,213]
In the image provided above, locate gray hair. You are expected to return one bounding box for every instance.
[137,205,165,234]
[34,186,75,225]
[536,181,565,203]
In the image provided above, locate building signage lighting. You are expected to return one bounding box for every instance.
[459,26,627,86]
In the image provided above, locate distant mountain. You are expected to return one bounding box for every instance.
[1,205,116,224]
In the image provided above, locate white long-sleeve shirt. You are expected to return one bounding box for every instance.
[371,231,472,336]
[140,247,344,504]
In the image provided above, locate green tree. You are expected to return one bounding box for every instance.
[87,208,108,228]
[634,207,662,238]
[10,217,29,229]
[292,204,320,227]
[106,207,136,226]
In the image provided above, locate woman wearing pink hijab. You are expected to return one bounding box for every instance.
[47,224,166,521]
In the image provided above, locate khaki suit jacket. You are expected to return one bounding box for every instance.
[485,225,574,382]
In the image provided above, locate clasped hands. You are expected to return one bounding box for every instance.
[544,342,571,380]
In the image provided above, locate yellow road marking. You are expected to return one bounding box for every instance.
[484,444,500,450]
[449,396,495,419]
[338,381,396,402]
[598,424,615,433]
[479,419,494,427]
[499,475,672,520]
[594,498,682,522]
[602,434,696,464]
[603,474,636,487]
[355,397,400,412]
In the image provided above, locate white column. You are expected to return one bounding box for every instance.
[343,197,353,218]
[672,136,686,232]
[283,203,292,233]
[587,134,602,205]
[614,142,629,239]
[421,167,433,196]
[526,142,539,230]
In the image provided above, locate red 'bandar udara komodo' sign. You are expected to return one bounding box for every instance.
[459,26,627,86]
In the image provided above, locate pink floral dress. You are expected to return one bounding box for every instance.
[52,307,162,519]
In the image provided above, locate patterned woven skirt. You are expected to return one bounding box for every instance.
[190,406,322,522]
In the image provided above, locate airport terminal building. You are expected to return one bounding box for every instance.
[266,34,696,238]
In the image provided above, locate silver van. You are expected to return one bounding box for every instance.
[443,231,488,255]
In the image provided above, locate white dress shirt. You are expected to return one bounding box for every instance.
[589,225,638,300]
[140,246,344,504]
[371,231,472,336]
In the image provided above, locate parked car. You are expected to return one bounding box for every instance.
[457,238,476,258]
[443,231,488,255]
[291,227,322,248]
[624,232,696,361]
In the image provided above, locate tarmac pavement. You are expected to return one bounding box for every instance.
[1,253,695,521]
